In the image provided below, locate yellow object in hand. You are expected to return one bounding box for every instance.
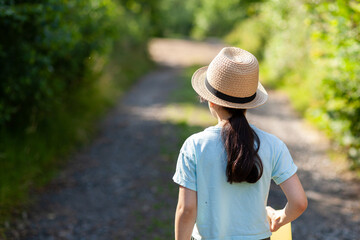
[270,222,292,240]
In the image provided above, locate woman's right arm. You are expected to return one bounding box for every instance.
[175,186,197,240]
[267,173,308,232]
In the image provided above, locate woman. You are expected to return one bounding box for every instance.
[173,47,307,240]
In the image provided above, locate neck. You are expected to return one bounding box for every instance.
[215,109,247,127]
[216,119,227,127]
[215,109,231,126]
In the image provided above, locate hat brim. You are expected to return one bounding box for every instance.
[191,66,268,109]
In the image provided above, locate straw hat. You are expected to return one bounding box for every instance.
[191,47,268,109]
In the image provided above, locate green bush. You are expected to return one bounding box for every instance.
[191,0,262,39]
[0,0,154,223]
[156,0,200,37]
[0,0,121,127]
[225,0,360,168]
[307,0,360,167]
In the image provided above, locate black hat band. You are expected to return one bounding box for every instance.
[205,77,256,104]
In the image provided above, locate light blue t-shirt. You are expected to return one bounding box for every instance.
[173,125,297,240]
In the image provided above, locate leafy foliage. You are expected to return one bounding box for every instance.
[123,0,264,39]
[0,0,153,222]
[226,0,360,168]
[308,0,360,166]
[191,0,263,39]
[0,1,117,127]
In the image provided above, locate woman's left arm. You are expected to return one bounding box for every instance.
[175,186,197,240]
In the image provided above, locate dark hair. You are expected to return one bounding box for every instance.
[221,108,263,184]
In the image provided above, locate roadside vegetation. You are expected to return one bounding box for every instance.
[0,0,153,224]
[225,0,360,171]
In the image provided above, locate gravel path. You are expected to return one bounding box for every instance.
[5,38,360,240]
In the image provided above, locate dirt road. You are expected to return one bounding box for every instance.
[6,38,360,240]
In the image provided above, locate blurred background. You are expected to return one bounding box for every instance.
[0,0,359,239]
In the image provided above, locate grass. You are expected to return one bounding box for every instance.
[0,42,154,231]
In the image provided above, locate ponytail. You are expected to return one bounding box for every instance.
[221,108,263,184]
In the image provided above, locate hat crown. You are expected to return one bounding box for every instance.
[207,47,259,98]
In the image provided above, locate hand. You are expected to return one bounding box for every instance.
[266,206,285,232]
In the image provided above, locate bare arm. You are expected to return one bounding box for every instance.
[175,186,197,240]
[267,173,307,232]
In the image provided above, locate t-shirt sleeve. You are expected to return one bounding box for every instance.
[271,142,298,185]
[172,139,197,191]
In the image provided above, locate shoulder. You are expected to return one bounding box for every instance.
[251,125,286,148]
[180,126,221,152]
